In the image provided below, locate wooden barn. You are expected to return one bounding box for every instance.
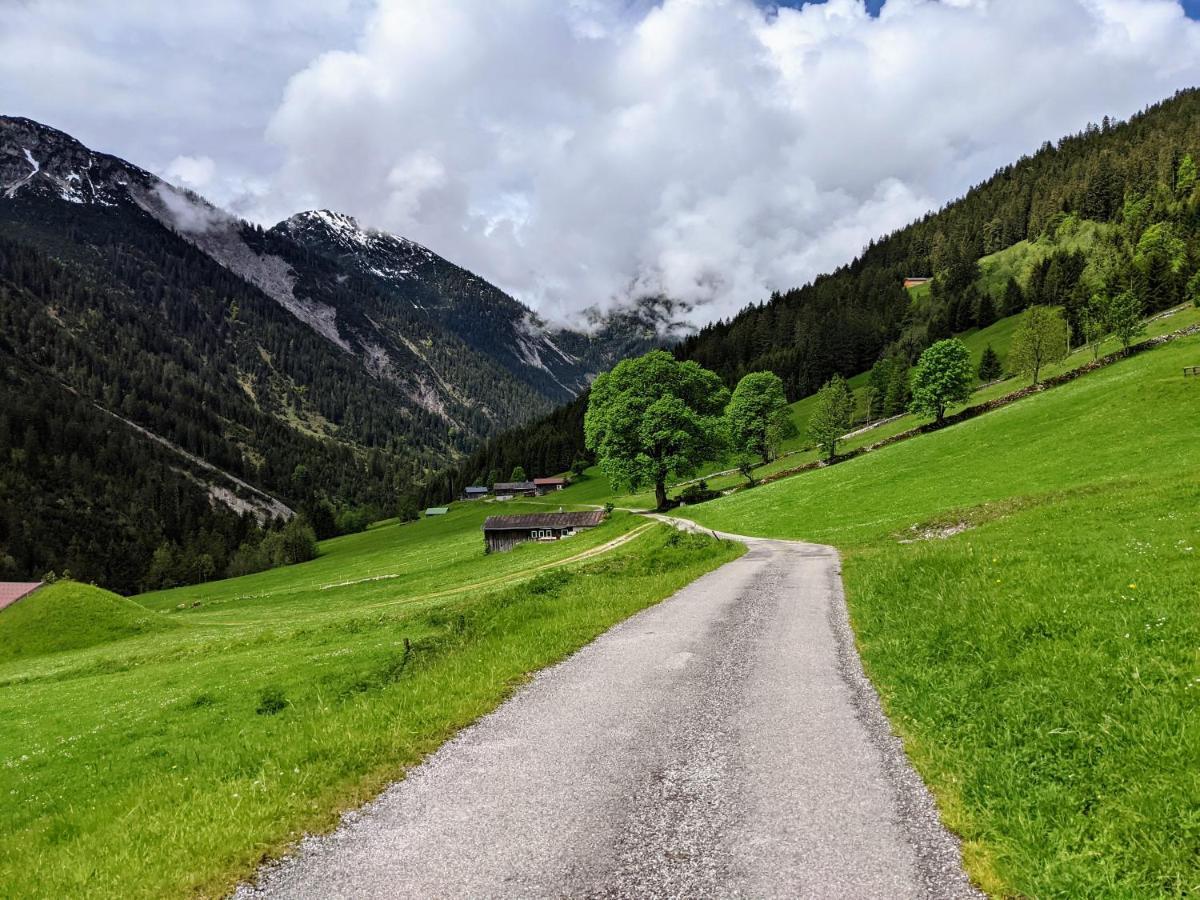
[492,481,537,498]
[482,510,605,553]
[462,486,489,500]
[533,477,568,495]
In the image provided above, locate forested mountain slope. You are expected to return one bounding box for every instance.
[423,88,1200,501]
[0,116,658,590]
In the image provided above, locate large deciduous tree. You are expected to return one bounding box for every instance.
[808,375,854,462]
[1009,306,1070,384]
[584,351,729,510]
[909,338,973,423]
[726,371,797,465]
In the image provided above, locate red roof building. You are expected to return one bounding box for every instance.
[0,582,42,613]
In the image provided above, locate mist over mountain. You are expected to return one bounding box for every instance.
[0,115,662,589]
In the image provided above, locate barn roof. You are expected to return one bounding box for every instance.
[483,511,605,531]
[533,477,567,485]
[493,481,536,491]
[425,507,449,515]
[0,582,42,613]
[463,486,489,493]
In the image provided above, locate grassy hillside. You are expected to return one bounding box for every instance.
[680,334,1200,897]
[557,304,1199,511]
[0,501,741,898]
[0,582,176,663]
[977,217,1110,299]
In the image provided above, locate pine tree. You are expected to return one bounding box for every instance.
[976,292,998,328]
[884,359,911,416]
[978,344,1003,381]
[1003,277,1026,316]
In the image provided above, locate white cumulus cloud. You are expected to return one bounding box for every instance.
[261,0,1200,324]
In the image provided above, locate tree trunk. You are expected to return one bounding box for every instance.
[655,479,668,510]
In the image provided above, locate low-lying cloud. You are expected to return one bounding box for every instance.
[264,0,1200,323]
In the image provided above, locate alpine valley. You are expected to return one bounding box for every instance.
[0,116,670,591]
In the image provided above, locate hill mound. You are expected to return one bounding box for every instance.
[0,581,177,664]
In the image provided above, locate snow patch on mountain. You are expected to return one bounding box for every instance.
[135,185,353,352]
[4,148,40,198]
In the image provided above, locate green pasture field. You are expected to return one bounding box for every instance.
[0,504,741,898]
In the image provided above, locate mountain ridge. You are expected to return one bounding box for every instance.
[0,114,663,589]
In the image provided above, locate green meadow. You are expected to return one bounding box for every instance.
[0,502,741,898]
[681,333,1200,897]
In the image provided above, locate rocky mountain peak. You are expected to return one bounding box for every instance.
[0,115,150,206]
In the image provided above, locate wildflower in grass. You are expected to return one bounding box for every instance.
[1128,583,1137,590]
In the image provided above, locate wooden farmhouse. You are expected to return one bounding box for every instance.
[533,477,568,495]
[492,481,537,499]
[482,510,605,553]
[462,486,489,500]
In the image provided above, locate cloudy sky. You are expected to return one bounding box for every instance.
[5,0,1200,325]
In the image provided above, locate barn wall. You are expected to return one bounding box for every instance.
[485,530,534,553]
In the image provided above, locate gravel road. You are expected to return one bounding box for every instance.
[237,522,982,899]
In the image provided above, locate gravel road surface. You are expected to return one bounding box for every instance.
[238,521,982,899]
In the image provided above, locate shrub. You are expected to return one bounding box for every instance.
[677,479,720,505]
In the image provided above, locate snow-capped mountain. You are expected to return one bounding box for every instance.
[268,208,601,401]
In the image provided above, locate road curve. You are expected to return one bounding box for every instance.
[237,519,982,899]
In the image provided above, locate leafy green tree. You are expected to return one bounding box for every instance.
[1187,271,1200,309]
[509,465,527,482]
[736,457,758,487]
[143,542,180,591]
[1081,295,1109,360]
[1009,306,1070,384]
[274,517,318,566]
[486,469,500,488]
[725,371,797,464]
[584,350,729,510]
[570,453,590,477]
[978,344,1003,381]
[808,375,854,462]
[909,339,973,423]
[1105,290,1146,353]
[305,499,338,541]
[396,494,420,524]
